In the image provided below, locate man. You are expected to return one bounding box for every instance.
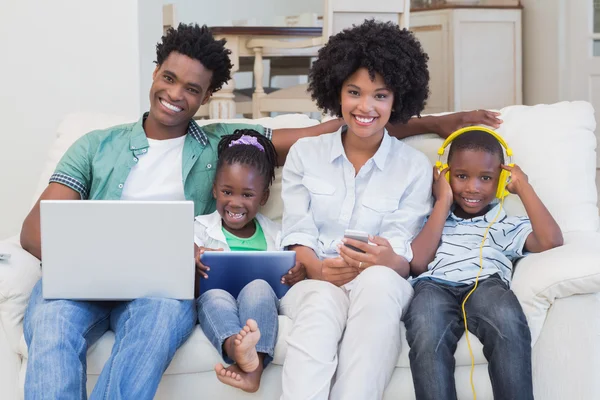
[20,23,501,399]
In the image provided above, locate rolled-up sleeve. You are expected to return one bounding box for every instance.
[49,134,92,199]
[280,143,320,251]
[382,155,433,262]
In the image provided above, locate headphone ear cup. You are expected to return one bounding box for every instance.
[497,169,511,199]
[442,163,450,183]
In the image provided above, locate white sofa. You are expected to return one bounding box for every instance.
[1,102,600,400]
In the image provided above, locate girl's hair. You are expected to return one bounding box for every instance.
[308,19,429,124]
[216,129,279,188]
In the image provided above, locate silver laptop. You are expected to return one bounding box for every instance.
[40,200,195,300]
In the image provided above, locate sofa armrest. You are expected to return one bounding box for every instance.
[512,231,600,345]
[0,240,41,352]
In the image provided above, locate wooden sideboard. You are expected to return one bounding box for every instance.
[411,5,522,113]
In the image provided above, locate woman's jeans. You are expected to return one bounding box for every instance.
[404,275,533,400]
[197,279,279,367]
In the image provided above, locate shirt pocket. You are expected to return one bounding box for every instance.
[361,196,400,234]
[302,175,337,223]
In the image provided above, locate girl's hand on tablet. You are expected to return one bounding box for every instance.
[195,245,223,279]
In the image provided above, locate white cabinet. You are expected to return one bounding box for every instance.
[410,7,522,113]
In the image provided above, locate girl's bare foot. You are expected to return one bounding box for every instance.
[232,319,261,372]
[214,362,263,393]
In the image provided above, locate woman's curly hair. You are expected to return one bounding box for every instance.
[308,19,429,124]
[156,23,233,93]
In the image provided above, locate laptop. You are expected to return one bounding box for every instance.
[199,251,296,298]
[40,200,195,300]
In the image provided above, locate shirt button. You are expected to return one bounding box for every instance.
[130,146,135,150]
[133,157,138,162]
[207,163,212,169]
[142,149,147,153]
[118,184,124,189]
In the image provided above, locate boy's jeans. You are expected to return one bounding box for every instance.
[197,279,279,367]
[23,279,196,400]
[404,274,533,400]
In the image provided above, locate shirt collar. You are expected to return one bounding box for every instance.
[196,211,228,244]
[130,113,208,151]
[449,202,505,222]
[328,126,391,170]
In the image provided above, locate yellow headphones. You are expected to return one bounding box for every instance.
[435,126,513,200]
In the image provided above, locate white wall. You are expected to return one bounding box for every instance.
[0,0,163,239]
[0,0,319,239]
[166,0,323,26]
[521,0,567,105]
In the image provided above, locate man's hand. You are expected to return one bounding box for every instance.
[435,110,502,138]
[502,164,530,196]
[281,261,306,286]
[195,244,223,279]
[339,236,404,274]
[320,257,358,287]
[433,166,454,209]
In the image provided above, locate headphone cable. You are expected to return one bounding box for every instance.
[461,196,505,400]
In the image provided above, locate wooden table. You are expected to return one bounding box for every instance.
[205,26,323,119]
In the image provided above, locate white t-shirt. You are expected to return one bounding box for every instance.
[121,135,187,201]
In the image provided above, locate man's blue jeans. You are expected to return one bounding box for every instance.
[404,275,533,400]
[23,279,196,400]
[197,279,279,367]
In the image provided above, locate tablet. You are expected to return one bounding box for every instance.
[199,251,296,298]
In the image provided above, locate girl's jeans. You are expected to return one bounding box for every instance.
[197,279,279,367]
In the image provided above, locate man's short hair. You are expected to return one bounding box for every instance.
[155,23,233,93]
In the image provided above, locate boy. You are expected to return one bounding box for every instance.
[405,129,563,400]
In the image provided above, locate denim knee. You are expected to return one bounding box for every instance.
[198,289,235,308]
[484,299,531,342]
[238,279,276,301]
[25,299,95,343]
[132,298,196,345]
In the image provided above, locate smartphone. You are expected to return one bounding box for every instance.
[343,229,369,253]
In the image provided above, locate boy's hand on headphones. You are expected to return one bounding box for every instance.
[433,166,454,209]
[501,164,530,195]
[436,110,503,138]
[282,261,306,286]
[195,245,223,279]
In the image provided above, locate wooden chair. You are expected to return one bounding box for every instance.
[246,0,411,118]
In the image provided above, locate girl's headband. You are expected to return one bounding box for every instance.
[228,135,265,152]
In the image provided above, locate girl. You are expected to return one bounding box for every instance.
[195,129,305,393]
[279,20,432,400]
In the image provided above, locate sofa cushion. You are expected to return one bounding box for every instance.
[403,101,598,233]
[512,231,600,345]
[32,103,597,233]
[18,316,487,375]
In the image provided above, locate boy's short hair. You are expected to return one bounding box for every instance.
[308,19,429,124]
[447,130,505,164]
[155,23,233,93]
